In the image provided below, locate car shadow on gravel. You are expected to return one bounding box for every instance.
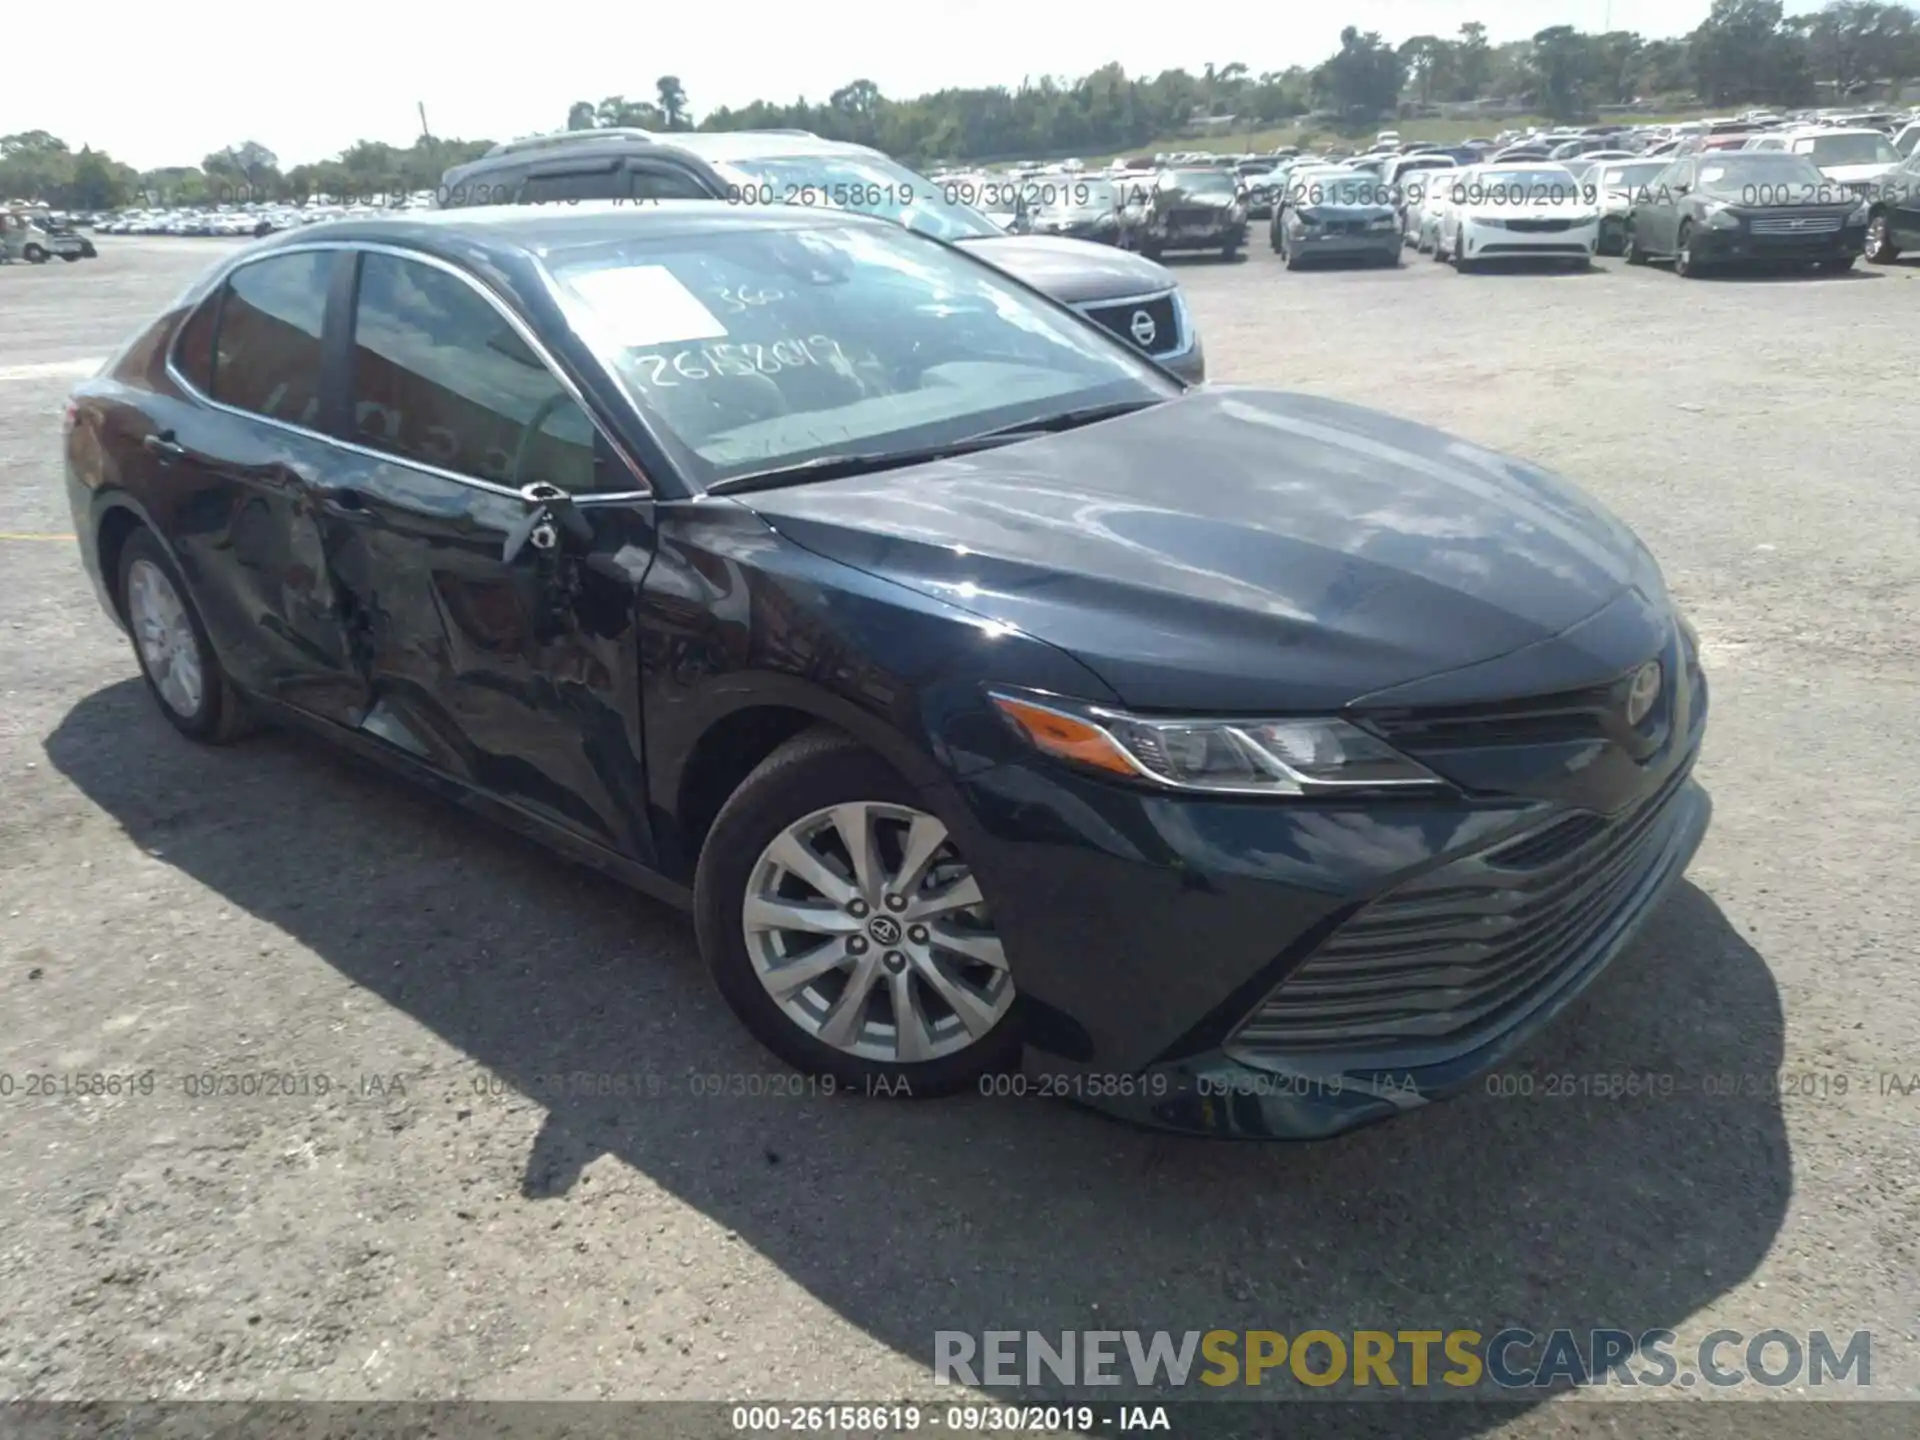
[46,683,1791,1438]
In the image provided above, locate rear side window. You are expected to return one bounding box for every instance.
[347,251,597,491]
[172,293,219,393]
[213,252,332,427]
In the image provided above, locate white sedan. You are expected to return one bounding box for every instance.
[1432,163,1600,271]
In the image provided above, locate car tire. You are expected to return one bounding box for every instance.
[23,243,47,264]
[116,528,257,745]
[1220,243,1240,262]
[59,253,81,263]
[1450,242,1474,274]
[1268,220,1282,253]
[694,727,1022,1096]
[1624,223,1649,266]
[1864,214,1900,264]
[1674,223,1706,278]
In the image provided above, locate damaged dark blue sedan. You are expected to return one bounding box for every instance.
[64,203,1709,1138]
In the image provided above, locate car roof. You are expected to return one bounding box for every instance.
[243,200,892,258]
[1780,126,1884,139]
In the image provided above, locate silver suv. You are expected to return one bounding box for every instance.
[440,129,1204,382]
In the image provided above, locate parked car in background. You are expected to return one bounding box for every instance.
[1025,176,1133,247]
[1864,149,1920,263]
[1432,164,1599,271]
[1745,126,1902,196]
[1130,166,1247,260]
[1382,154,1458,242]
[1588,158,1672,254]
[2,206,95,262]
[1625,151,1868,276]
[440,130,1204,380]
[1272,169,1400,269]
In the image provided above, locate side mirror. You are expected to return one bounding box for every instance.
[1673,183,1691,197]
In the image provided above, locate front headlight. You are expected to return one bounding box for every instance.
[1846,201,1870,223]
[1703,205,1741,230]
[990,692,1444,796]
[1366,215,1396,230]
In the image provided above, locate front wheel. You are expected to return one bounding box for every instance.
[1674,223,1707,278]
[1864,214,1900,264]
[23,243,47,263]
[1624,222,1649,266]
[694,728,1021,1095]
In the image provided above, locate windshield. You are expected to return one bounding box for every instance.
[1466,167,1582,197]
[713,154,1002,242]
[1697,154,1829,193]
[1794,133,1898,166]
[1598,162,1668,189]
[547,221,1174,489]
[1161,169,1238,196]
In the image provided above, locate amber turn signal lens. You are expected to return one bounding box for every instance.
[990,696,1138,777]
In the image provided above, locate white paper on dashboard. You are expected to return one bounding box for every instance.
[567,265,730,347]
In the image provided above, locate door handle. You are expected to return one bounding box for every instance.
[142,432,184,460]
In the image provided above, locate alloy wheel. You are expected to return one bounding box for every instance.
[126,557,205,717]
[742,801,1013,1064]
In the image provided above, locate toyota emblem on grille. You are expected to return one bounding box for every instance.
[1625,660,1663,726]
[1129,309,1158,347]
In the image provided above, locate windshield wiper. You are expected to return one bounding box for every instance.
[704,399,1165,497]
[968,397,1166,441]
[705,435,1025,495]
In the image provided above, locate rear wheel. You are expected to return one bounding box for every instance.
[695,729,1021,1094]
[1864,213,1900,264]
[116,528,256,744]
[1624,221,1649,266]
[1674,223,1707,278]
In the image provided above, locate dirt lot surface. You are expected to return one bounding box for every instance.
[2,236,1917,1436]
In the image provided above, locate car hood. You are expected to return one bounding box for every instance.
[954,233,1176,304]
[741,387,1657,712]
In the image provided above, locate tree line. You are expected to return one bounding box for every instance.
[4,2,1915,210]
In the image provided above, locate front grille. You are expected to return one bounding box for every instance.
[1362,679,1618,750]
[1227,759,1695,1065]
[1751,214,1843,235]
[1165,207,1218,229]
[1505,217,1573,233]
[1081,294,1181,358]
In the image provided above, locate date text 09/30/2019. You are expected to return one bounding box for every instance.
[729,1404,1171,1433]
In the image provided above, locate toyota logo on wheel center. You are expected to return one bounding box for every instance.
[1129,309,1158,347]
[867,915,903,946]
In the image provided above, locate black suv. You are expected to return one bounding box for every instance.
[441,129,1204,381]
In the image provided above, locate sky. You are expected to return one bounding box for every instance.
[9,0,1834,170]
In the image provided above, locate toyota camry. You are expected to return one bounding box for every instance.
[64,204,1710,1138]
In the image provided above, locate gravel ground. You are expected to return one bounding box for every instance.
[1,236,1916,1435]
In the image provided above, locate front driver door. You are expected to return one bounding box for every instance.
[314,245,660,863]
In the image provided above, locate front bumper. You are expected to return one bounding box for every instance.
[1291,228,1401,259]
[1459,215,1599,259]
[948,625,1709,1139]
[1693,223,1866,262]
[1147,217,1247,251]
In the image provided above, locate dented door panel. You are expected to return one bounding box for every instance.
[314,449,660,862]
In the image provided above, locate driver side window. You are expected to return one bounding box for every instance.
[347,251,598,492]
